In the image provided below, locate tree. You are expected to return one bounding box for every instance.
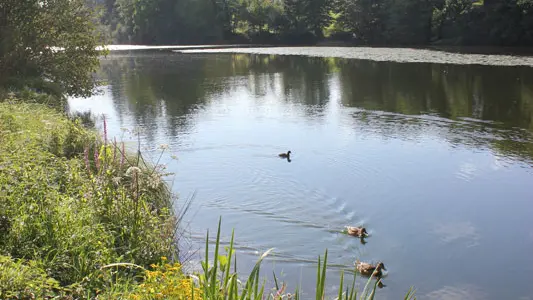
[87,0,533,46]
[281,0,331,41]
[211,0,241,38]
[340,0,389,44]
[114,0,222,44]
[283,0,306,33]
[0,0,103,97]
[386,0,435,44]
[302,0,332,38]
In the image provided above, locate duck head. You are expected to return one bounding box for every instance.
[361,227,369,236]
[376,262,386,271]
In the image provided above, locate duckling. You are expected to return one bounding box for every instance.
[278,151,291,158]
[355,260,386,277]
[346,226,368,238]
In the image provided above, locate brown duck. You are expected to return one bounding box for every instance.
[278,151,291,158]
[355,260,386,277]
[346,226,368,237]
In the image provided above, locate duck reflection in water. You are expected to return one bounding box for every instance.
[377,280,386,289]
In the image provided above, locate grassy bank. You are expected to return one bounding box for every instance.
[0,95,179,298]
[0,95,415,299]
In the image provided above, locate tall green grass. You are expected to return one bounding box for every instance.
[196,218,417,300]
[0,97,180,298]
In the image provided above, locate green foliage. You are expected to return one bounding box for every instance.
[111,0,222,44]
[386,0,434,44]
[0,99,178,297]
[0,255,62,299]
[91,0,533,45]
[282,0,331,40]
[338,0,389,44]
[302,0,332,38]
[0,0,104,97]
[93,0,335,44]
[431,0,533,45]
[323,10,350,38]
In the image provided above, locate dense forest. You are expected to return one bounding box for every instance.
[88,0,533,46]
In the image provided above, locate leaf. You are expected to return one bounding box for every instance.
[219,254,229,271]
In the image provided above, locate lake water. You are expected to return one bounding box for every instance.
[69,48,533,299]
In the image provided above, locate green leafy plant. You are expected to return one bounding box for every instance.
[0,255,62,299]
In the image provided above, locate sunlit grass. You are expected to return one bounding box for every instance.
[0,95,180,298]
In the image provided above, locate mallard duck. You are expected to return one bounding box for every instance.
[278,151,291,158]
[355,260,386,277]
[346,226,368,237]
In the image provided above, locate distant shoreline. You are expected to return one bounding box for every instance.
[100,44,533,67]
[102,43,533,56]
[99,44,275,51]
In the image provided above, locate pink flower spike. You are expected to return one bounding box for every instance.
[103,115,108,146]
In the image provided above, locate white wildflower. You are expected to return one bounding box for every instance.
[147,173,162,189]
[125,166,142,177]
[112,176,122,186]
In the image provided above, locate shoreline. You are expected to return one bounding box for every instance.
[102,43,533,55]
[101,44,533,67]
[174,46,533,67]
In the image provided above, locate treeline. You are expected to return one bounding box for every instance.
[90,0,533,46]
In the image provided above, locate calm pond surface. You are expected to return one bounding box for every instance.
[69,48,533,299]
